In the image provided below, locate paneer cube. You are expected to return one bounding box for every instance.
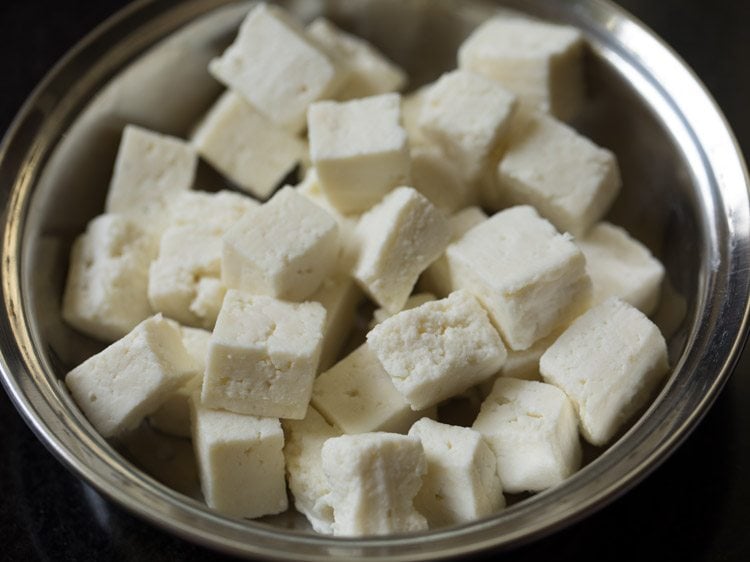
[352,186,449,313]
[312,344,428,434]
[202,291,326,419]
[65,315,198,437]
[367,290,507,410]
[321,432,427,536]
[209,3,344,132]
[191,395,288,518]
[308,93,410,213]
[446,205,591,350]
[282,406,342,534]
[167,189,258,232]
[418,69,517,185]
[307,18,407,100]
[410,144,471,212]
[578,222,665,315]
[105,125,196,229]
[495,111,621,236]
[62,214,154,342]
[192,91,305,199]
[222,186,339,301]
[458,17,585,120]
[539,297,669,445]
[473,377,581,493]
[409,418,504,526]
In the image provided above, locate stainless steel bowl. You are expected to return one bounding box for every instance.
[1,0,748,559]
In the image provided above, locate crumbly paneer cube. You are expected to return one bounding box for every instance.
[371,293,435,327]
[192,91,305,199]
[149,326,210,438]
[321,432,427,536]
[352,186,449,313]
[418,69,517,185]
[167,190,258,232]
[282,406,342,534]
[309,271,363,372]
[148,224,225,329]
[307,18,407,100]
[105,125,196,228]
[578,222,665,315]
[208,3,344,132]
[494,111,621,236]
[420,206,487,297]
[222,186,339,301]
[367,290,507,410]
[312,344,429,434]
[62,213,154,342]
[65,315,198,437]
[190,394,288,519]
[473,377,581,493]
[458,16,585,120]
[308,93,410,213]
[446,205,591,350]
[539,298,669,446]
[410,144,471,212]
[408,418,504,526]
[202,291,326,419]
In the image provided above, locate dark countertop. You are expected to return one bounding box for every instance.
[1,1,748,560]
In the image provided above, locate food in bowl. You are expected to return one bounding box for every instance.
[59,1,671,538]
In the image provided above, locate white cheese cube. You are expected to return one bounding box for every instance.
[208,3,344,132]
[149,326,210,438]
[473,377,581,493]
[167,189,258,232]
[202,291,326,419]
[408,418,504,526]
[312,344,428,434]
[321,433,427,536]
[65,315,198,437]
[222,186,339,301]
[307,18,407,100]
[352,186,449,313]
[282,406,342,534]
[308,93,410,213]
[367,290,507,410]
[148,224,225,329]
[418,69,517,185]
[371,292,435,327]
[410,144,471,212]
[420,206,487,297]
[446,205,591,350]
[309,272,363,372]
[495,111,621,236]
[458,17,584,120]
[105,125,196,229]
[539,298,669,446]
[578,222,665,315]
[192,91,305,199]
[401,86,430,147]
[190,395,288,518]
[62,214,154,342]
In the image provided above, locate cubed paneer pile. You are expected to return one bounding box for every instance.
[61,2,671,537]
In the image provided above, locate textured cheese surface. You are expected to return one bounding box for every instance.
[222,186,340,301]
[191,395,288,518]
[65,315,198,437]
[308,93,410,213]
[410,144,471,212]
[367,290,507,410]
[409,418,504,527]
[446,205,591,350]
[321,432,427,536]
[539,298,669,445]
[209,3,343,132]
[167,190,258,233]
[202,291,326,419]
[473,377,581,493]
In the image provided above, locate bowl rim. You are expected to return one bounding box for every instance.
[1,0,749,560]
